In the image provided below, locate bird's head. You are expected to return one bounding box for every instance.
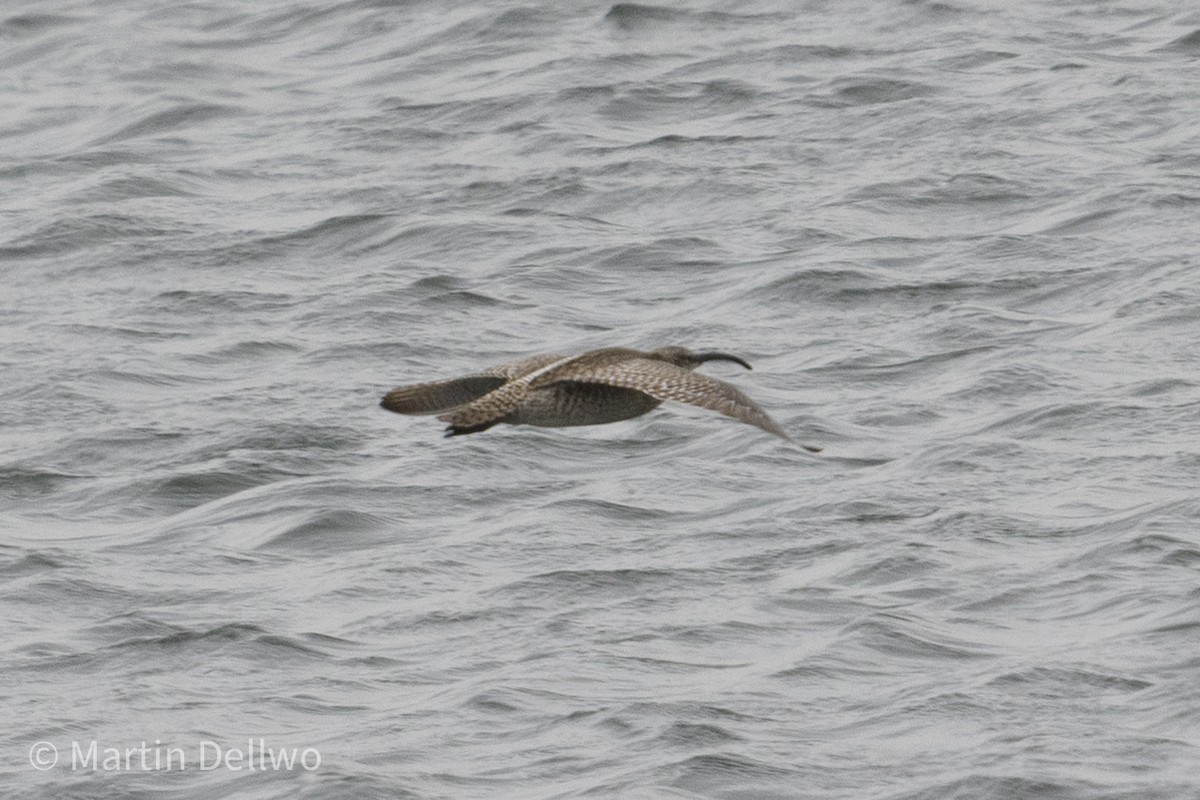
[649,346,753,371]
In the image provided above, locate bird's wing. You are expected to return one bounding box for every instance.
[381,376,508,415]
[435,379,531,433]
[522,348,649,388]
[436,353,585,433]
[484,353,568,380]
[381,353,567,415]
[545,358,797,443]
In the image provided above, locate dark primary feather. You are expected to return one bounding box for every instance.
[380,376,507,415]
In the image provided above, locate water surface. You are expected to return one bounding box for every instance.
[3,0,1200,797]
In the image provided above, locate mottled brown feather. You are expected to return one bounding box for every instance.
[435,350,802,444]
[435,352,634,430]
[436,379,533,429]
[385,346,819,449]
[540,357,794,441]
[484,353,568,380]
[381,376,507,415]
[380,353,566,416]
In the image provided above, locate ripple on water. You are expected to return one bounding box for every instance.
[258,509,392,553]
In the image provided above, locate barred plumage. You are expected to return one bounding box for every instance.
[380,346,820,451]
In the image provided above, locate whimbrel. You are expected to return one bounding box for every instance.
[380,346,821,450]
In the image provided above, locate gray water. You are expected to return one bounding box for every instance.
[4,0,1200,798]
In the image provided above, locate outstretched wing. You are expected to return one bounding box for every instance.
[435,380,529,434]
[381,376,507,415]
[544,357,799,443]
[436,353,583,434]
[381,353,566,416]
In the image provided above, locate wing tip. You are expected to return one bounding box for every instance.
[759,419,821,452]
[380,391,407,414]
[380,387,433,415]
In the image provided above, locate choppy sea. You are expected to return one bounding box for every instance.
[3,1,1200,798]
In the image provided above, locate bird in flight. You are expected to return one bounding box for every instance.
[380,346,820,451]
